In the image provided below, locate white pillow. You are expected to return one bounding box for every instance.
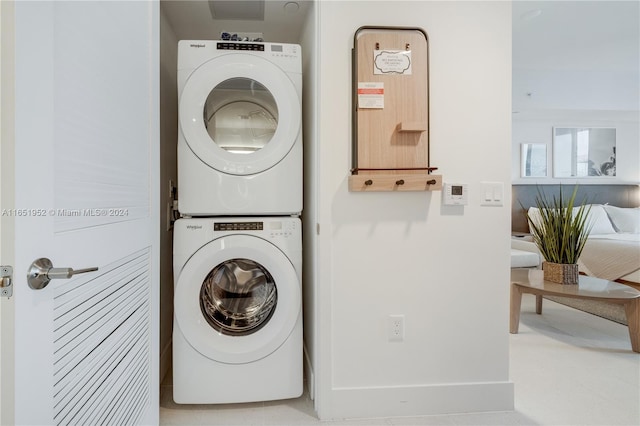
[603,205,640,234]
[527,207,542,230]
[578,204,616,235]
[527,205,616,235]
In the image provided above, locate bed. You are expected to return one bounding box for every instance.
[512,185,640,288]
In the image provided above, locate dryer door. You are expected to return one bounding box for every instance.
[179,53,301,176]
[174,235,301,364]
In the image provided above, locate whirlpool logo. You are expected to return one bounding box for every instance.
[186,225,203,230]
[190,43,206,48]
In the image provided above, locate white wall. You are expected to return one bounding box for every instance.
[159,6,179,383]
[313,1,513,420]
[512,111,640,184]
[300,1,318,401]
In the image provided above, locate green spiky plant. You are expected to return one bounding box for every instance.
[525,186,593,264]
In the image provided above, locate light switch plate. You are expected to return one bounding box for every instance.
[480,181,504,206]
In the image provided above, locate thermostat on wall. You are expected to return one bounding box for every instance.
[443,183,468,205]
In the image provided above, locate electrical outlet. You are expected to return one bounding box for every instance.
[388,315,404,342]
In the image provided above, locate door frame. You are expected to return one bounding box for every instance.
[0,1,16,424]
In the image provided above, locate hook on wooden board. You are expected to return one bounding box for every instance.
[348,174,442,192]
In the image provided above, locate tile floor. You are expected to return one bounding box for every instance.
[160,295,640,425]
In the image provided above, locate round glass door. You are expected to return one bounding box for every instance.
[203,78,278,154]
[200,258,277,336]
[179,53,301,175]
[174,234,300,363]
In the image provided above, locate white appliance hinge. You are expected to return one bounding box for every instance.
[167,180,180,231]
[1,265,13,298]
[316,223,320,235]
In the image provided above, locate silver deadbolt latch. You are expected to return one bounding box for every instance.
[1,266,13,298]
[27,258,98,290]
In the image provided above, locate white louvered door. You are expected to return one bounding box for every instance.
[12,1,158,425]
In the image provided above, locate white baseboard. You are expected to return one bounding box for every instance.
[319,381,514,421]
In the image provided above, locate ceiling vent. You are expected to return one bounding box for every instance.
[209,1,265,21]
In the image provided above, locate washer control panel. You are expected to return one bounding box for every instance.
[267,220,296,238]
[215,42,299,59]
[212,220,296,238]
[216,42,265,51]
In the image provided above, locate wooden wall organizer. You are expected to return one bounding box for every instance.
[349,27,442,192]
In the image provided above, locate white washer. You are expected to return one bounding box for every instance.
[173,217,302,404]
[178,40,302,216]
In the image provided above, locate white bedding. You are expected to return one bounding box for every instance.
[580,265,640,284]
[588,233,640,242]
[621,270,640,284]
[579,233,640,283]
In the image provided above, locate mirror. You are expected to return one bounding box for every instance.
[553,127,616,177]
[521,143,547,177]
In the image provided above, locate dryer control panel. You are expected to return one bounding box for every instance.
[214,222,263,231]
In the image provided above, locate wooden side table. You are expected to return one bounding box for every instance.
[510,268,640,353]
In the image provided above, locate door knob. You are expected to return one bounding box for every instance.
[27,258,98,290]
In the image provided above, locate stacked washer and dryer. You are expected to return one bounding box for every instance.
[173,40,303,404]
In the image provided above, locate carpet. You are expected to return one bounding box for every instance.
[545,296,627,325]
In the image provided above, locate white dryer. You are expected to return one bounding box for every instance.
[173,217,302,404]
[178,40,302,216]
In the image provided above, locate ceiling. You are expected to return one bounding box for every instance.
[162,1,638,73]
[513,1,639,112]
[161,0,312,44]
[512,1,639,72]
[161,1,639,110]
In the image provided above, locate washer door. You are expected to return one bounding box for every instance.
[179,53,301,176]
[174,235,301,364]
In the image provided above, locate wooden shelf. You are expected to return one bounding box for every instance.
[350,27,440,193]
[397,122,427,132]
